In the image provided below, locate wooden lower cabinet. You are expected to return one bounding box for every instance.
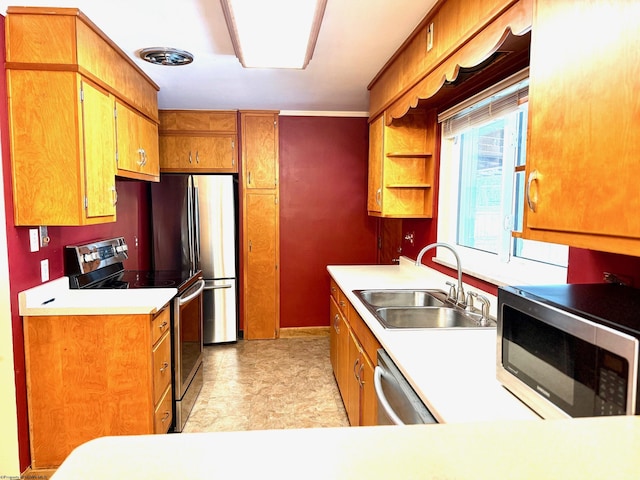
[329,279,381,426]
[23,305,172,469]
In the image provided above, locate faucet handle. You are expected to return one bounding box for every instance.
[469,292,491,326]
[445,281,457,303]
[465,291,474,310]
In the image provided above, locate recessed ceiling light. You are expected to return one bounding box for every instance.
[221,0,327,69]
[138,47,194,66]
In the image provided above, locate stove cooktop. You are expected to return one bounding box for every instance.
[91,269,201,292]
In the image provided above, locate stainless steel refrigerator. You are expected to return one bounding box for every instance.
[150,174,238,344]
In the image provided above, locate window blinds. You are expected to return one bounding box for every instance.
[439,68,529,138]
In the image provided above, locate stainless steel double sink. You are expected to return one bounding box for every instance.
[354,289,495,329]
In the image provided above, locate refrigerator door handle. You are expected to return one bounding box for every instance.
[186,176,194,268]
[193,183,201,270]
[204,283,233,290]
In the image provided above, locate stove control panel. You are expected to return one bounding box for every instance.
[64,237,129,275]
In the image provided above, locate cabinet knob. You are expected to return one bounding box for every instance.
[159,361,169,373]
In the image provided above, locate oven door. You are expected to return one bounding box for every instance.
[173,279,205,431]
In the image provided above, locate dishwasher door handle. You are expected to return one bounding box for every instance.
[374,365,405,426]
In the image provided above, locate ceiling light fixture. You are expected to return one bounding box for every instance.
[220,0,327,69]
[138,47,194,66]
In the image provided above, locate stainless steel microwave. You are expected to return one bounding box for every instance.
[497,284,640,419]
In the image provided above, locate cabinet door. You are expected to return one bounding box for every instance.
[367,115,383,213]
[244,192,279,339]
[115,100,160,179]
[160,135,237,172]
[359,352,378,426]
[346,327,361,426]
[242,112,278,189]
[81,80,117,218]
[524,0,640,253]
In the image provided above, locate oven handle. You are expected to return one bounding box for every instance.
[178,280,205,306]
[374,365,405,426]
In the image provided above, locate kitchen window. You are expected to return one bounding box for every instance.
[436,69,568,286]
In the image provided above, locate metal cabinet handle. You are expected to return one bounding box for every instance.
[137,148,147,166]
[231,139,235,166]
[333,314,340,333]
[111,186,118,206]
[358,363,365,387]
[526,170,539,212]
[189,151,193,164]
[161,411,170,423]
[158,321,168,330]
[159,361,169,373]
[374,366,405,425]
[376,188,381,206]
[353,358,361,382]
[196,151,199,163]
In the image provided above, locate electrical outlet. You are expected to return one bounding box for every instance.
[29,229,39,252]
[40,259,49,283]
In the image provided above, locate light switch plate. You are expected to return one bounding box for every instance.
[29,229,39,252]
[40,259,49,283]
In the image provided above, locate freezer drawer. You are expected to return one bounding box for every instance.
[203,278,237,344]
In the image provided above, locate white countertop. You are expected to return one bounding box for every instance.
[51,416,640,479]
[18,277,176,316]
[327,257,539,423]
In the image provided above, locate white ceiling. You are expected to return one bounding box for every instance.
[1,0,438,114]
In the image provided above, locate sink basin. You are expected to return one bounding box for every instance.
[354,289,448,307]
[374,306,487,329]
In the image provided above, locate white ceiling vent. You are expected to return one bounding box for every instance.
[138,47,194,66]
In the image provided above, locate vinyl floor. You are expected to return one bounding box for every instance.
[182,336,350,432]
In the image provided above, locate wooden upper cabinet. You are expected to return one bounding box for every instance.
[5,7,160,225]
[241,112,279,189]
[7,70,116,225]
[367,109,437,218]
[368,0,532,120]
[522,0,640,255]
[159,110,238,173]
[115,100,160,181]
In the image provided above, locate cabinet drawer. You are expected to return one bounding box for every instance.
[151,307,170,345]
[330,279,349,317]
[154,384,173,434]
[152,332,172,402]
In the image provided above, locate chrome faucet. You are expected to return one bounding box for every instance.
[415,242,466,307]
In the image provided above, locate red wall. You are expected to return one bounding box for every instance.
[279,116,377,328]
[0,15,151,467]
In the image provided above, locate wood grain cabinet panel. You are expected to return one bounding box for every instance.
[5,7,160,225]
[7,70,116,225]
[115,99,160,181]
[244,191,279,339]
[367,109,437,218]
[23,306,172,469]
[158,110,238,173]
[522,0,640,255]
[159,135,237,172]
[241,111,280,340]
[329,280,381,427]
[242,112,279,189]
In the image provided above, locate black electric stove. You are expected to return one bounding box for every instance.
[65,237,200,294]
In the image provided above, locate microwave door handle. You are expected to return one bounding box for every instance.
[374,366,405,425]
[178,280,205,306]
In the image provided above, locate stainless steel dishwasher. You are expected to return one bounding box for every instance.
[374,349,437,425]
